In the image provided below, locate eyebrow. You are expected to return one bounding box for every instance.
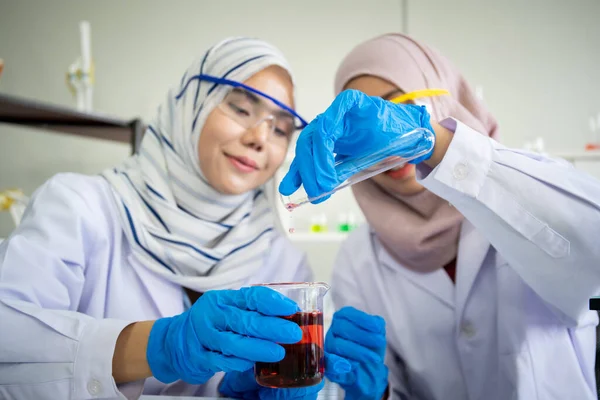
[232,88,294,119]
[232,87,260,104]
[381,89,404,101]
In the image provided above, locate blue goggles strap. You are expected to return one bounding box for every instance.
[176,74,308,128]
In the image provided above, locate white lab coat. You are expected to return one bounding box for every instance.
[0,173,311,400]
[332,119,600,400]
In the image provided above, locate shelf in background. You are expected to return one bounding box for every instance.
[287,232,349,243]
[0,92,145,152]
[551,151,600,161]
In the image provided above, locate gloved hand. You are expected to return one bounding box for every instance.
[324,306,388,400]
[279,89,435,203]
[219,367,325,400]
[147,286,302,385]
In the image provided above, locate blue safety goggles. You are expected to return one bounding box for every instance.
[177,74,309,130]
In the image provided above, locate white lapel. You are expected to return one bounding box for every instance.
[454,220,491,321]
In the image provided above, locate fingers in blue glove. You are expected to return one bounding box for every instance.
[334,306,386,334]
[328,316,386,352]
[324,351,352,375]
[278,90,361,202]
[147,317,254,384]
[210,305,303,344]
[198,350,255,373]
[193,288,303,363]
[349,363,389,400]
[231,286,300,316]
[325,361,358,387]
[325,351,389,400]
[201,331,289,363]
[279,125,336,203]
[323,307,389,400]
[209,288,303,342]
[325,332,383,365]
[278,159,302,196]
[323,351,355,386]
[324,90,369,134]
[220,368,260,398]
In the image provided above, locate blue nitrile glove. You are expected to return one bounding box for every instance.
[324,307,388,400]
[219,367,326,400]
[147,287,303,385]
[279,89,435,204]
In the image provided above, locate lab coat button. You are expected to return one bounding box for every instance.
[460,321,476,338]
[87,379,102,396]
[453,162,469,180]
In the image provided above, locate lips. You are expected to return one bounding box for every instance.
[385,164,414,180]
[231,155,258,169]
[225,152,260,173]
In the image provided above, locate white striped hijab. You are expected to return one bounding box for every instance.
[102,37,295,292]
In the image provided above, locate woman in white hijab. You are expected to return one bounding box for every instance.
[0,37,333,399]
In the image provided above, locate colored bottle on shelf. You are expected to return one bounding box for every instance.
[585,116,600,151]
[337,213,350,232]
[310,214,328,233]
[337,212,359,232]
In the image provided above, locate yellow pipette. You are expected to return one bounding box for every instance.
[389,88,450,104]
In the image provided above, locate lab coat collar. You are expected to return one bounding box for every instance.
[455,220,491,320]
[376,229,455,309]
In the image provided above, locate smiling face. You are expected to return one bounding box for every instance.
[198,66,295,195]
[345,74,426,197]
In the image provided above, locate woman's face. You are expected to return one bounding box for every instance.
[345,75,425,197]
[198,66,295,195]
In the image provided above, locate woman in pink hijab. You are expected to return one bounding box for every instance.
[280,33,600,400]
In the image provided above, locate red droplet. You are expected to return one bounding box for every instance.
[288,228,295,234]
[285,203,299,211]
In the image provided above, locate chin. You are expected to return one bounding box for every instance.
[374,174,422,196]
[222,177,257,196]
[219,184,248,196]
[203,175,240,196]
[393,181,425,196]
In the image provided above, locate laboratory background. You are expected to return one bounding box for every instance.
[1,0,600,284]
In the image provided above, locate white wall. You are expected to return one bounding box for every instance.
[406,0,600,151]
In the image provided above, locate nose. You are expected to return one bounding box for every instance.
[241,117,272,151]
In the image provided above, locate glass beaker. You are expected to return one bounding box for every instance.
[254,282,330,388]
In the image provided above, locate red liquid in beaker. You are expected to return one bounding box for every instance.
[255,311,324,388]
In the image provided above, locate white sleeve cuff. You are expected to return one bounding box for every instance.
[417,118,493,199]
[73,318,133,400]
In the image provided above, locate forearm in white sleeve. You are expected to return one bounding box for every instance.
[0,298,138,399]
[418,118,600,324]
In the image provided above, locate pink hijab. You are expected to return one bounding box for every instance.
[335,33,499,272]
